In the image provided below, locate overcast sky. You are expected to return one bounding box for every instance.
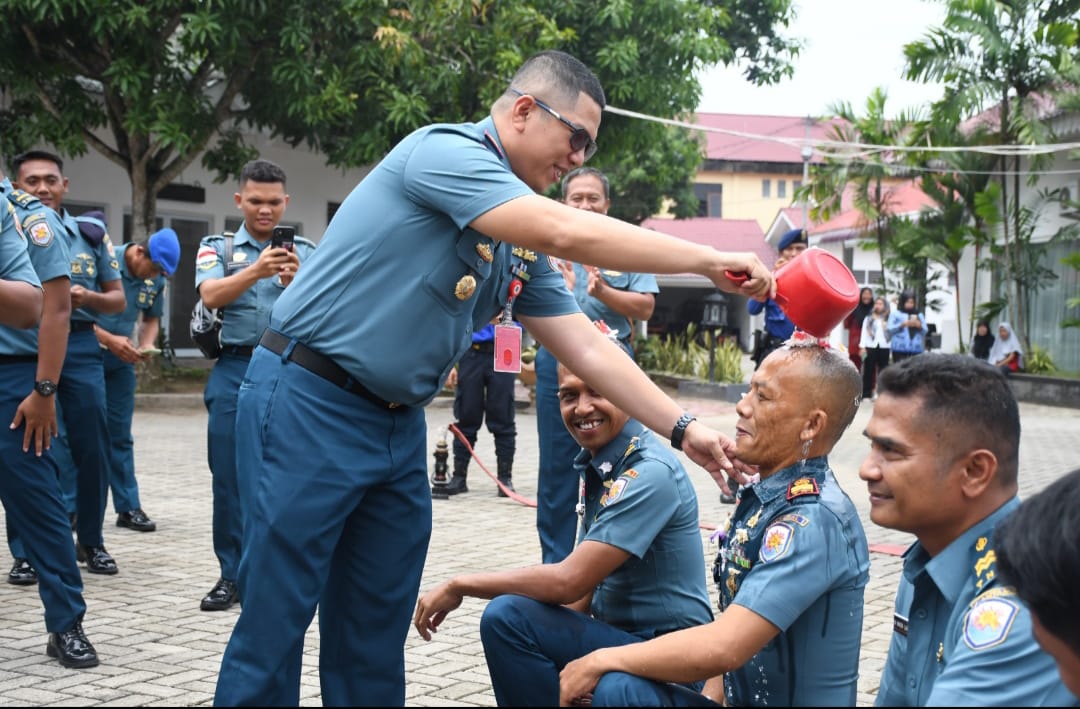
[696,0,947,117]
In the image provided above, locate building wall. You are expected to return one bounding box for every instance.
[696,167,804,229]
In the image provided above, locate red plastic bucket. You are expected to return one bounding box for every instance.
[773,248,859,338]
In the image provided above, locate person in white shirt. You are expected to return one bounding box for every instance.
[858,295,890,400]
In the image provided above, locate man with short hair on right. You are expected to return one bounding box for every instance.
[559,337,869,707]
[995,468,1080,699]
[860,353,1075,706]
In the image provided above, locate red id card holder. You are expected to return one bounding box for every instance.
[493,324,522,373]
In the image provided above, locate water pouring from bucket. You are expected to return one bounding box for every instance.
[726,248,859,339]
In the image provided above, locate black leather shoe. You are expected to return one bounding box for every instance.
[75,544,118,575]
[46,619,99,668]
[201,578,239,611]
[446,476,469,495]
[8,558,37,586]
[116,509,157,532]
[497,478,515,498]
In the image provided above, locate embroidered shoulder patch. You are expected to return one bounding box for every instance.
[963,596,1018,650]
[196,246,219,271]
[23,213,53,246]
[599,477,629,507]
[786,477,820,500]
[759,522,794,562]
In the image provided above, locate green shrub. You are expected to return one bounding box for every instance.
[1024,345,1056,374]
[637,325,743,384]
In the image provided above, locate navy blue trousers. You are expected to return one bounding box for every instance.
[215,344,430,706]
[0,359,86,632]
[204,352,249,581]
[534,346,581,563]
[452,346,516,468]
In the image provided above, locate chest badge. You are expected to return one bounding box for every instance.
[233,251,247,262]
[454,275,477,301]
[475,243,493,263]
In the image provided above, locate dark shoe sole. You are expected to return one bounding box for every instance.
[85,565,118,576]
[446,486,469,495]
[7,575,37,586]
[116,519,157,532]
[200,598,238,611]
[46,642,99,669]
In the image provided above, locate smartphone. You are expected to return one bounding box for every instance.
[271,225,295,251]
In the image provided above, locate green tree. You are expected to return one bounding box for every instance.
[0,0,799,240]
[903,0,1080,352]
[801,87,918,276]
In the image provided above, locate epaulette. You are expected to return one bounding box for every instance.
[6,188,42,210]
[972,536,999,591]
[785,477,821,501]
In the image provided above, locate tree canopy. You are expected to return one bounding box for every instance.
[0,0,800,235]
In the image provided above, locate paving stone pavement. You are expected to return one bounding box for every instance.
[0,386,1076,707]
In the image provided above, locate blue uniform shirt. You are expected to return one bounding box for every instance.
[577,422,713,638]
[715,457,869,707]
[747,297,795,340]
[60,209,121,324]
[876,498,1077,707]
[0,192,41,291]
[886,309,927,354]
[194,224,316,347]
[0,180,71,356]
[569,263,657,343]
[270,116,579,406]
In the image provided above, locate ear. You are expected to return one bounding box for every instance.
[956,449,998,498]
[234,192,242,208]
[509,94,533,134]
[801,408,828,443]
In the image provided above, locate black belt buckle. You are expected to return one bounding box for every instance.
[259,330,403,410]
[70,320,95,333]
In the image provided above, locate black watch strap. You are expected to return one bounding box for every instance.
[670,412,697,451]
[34,379,58,397]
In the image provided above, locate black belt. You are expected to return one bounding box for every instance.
[70,320,95,332]
[0,354,37,364]
[259,329,404,410]
[471,342,495,353]
[221,345,254,358]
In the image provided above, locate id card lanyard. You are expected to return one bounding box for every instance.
[493,263,528,373]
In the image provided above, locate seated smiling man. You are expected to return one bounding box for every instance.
[414,361,712,706]
[560,337,869,707]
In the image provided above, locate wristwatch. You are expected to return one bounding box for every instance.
[34,379,57,397]
[670,412,697,451]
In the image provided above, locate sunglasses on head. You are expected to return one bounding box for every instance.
[510,88,598,161]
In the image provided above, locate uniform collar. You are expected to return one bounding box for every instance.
[232,223,264,248]
[573,418,649,481]
[745,456,830,505]
[904,496,1021,605]
[477,116,508,164]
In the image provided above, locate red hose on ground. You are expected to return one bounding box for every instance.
[447,423,537,507]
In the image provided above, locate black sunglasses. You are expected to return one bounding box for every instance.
[510,88,598,161]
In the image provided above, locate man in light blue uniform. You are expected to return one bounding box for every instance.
[195,158,314,612]
[214,50,773,707]
[861,354,1075,706]
[560,341,868,707]
[0,173,99,668]
[415,361,711,706]
[11,150,125,578]
[536,166,658,563]
[92,227,181,534]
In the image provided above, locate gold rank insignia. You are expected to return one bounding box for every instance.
[511,246,537,262]
[726,568,739,597]
[454,275,477,300]
[602,270,623,277]
[746,507,763,529]
[975,536,988,552]
[475,243,493,263]
[786,477,820,501]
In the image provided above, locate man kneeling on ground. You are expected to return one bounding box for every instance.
[414,361,713,706]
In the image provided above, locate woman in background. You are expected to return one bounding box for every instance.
[989,322,1024,375]
[970,319,994,362]
[844,287,874,371]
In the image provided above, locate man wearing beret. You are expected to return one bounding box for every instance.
[748,227,806,369]
[91,226,181,535]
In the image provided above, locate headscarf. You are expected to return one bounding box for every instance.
[970,319,994,361]
[899,289,920,339]
[850,287,874,326]
[989,322,1024,369]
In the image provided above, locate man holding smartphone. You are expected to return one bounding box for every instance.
[92,225,181,535]
[194,158,315,612]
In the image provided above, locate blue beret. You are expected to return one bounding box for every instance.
[778,228,807,251]
[148,227,181,276]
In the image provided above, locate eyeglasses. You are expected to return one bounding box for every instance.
[510,88,598,161]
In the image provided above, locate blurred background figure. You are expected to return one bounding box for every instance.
[970,319,994,362]
[886,289,927,364]
[844,287,874,371]
[858,295,891,401]
[989,322,1024,375]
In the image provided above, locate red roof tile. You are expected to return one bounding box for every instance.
[691,113,846,164]
[640,217,775,272]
